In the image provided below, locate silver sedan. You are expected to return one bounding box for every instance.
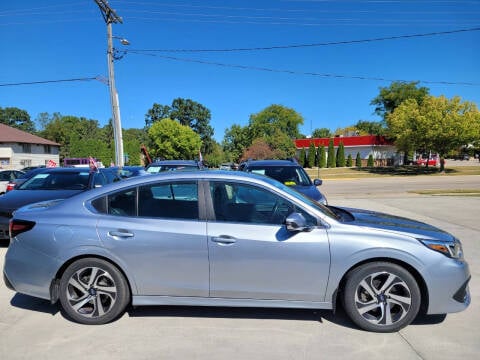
[3,171,470,332]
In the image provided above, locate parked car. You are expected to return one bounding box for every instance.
[0,167,122,241]
[145,160,204,174]
[113,166,150,179]
[3,171,470,331]
[4,167,48,193]
[239,159,327,204]
[0,170,25,195]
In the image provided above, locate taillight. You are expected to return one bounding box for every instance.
[6,183,16,192]
[9,220,35,238]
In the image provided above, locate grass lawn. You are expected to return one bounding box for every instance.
[305,165,480,179]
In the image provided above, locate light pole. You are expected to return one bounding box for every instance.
[94,0,127,167]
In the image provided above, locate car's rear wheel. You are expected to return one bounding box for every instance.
[59,258,130,325]
[342,262,421,332]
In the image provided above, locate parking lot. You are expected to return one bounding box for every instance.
[1,175,479,360]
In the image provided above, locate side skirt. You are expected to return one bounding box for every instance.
[132,295,332,310]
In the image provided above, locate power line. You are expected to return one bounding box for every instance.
[127,27,480,53]
[0,77,102,87]
[127,51,480,86]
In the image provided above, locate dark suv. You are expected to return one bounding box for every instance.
[239,159,327,205]
[145,160,204,174]
[0,167,123,242]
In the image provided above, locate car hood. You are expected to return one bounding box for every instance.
[339,206,454,242]
[0,189,82,214]
[292,185,322,201]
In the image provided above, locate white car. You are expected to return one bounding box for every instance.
[0,170,25,195]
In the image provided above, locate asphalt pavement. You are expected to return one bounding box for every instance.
[1,175,479,360]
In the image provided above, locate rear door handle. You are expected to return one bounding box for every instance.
[108,230,134,238]
[211,235,237,245]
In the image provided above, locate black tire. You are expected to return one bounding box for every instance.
[59,258,130,325]
[342,262,421,333]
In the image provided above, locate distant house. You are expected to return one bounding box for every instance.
[295,135,399,166]
[0,123,60,170]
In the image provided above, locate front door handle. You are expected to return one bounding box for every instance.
[211,235,237,245]
[108,230,134,238]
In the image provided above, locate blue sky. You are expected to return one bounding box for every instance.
[1,0,479,142]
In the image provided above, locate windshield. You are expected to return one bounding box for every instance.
[247,165,312,186]
[260,175,339,220]
[18,171,90,190]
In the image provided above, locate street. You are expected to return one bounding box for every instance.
[1,175,479,360]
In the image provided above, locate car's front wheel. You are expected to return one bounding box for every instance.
[342,262,421,332]
[59,258,130,325]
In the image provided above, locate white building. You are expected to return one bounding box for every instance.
[0,123,60,170]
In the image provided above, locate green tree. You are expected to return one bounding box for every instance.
[145,98,214,154]
[312,127,332,138]
[336,142,346,167]
[327,139,336,168]
[346,154,353,167]
[367,154,374,167]
[38,114,104,160]
[356,152,362,167]
[266,129,296,159]
[298,148,306,167]
[306,142,316,168]
[0,107,35,132]
[386,95,480,164]
[249,104,303,140]
[318,145,326,168]
[222,124,251,162]
[148,118,201,160]
[355,120,387,136]
[371,81,429,120]
[204,141,224,168]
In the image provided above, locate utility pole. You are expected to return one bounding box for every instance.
[94,0,124,167]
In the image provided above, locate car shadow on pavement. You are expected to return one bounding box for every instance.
[126,305,359,330]
[10,293,60,316]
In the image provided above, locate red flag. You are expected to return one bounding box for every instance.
[47,160,57,168]
[89,156,97,171]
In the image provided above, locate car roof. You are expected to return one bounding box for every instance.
[148,160,199,166]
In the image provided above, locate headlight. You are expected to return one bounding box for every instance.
[419,238,464,259]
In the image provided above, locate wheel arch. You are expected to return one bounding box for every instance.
[333,257,429,315]
[50,254,133,305]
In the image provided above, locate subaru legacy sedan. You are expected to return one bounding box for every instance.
[3,171,470,332]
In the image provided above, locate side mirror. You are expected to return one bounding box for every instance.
[313,179,322,186]
[285,212,311,232]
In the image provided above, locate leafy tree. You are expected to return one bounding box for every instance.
[145,98,214,154]
[222,124,251,162]
[327,139,336,168]
[336,142,346,167]
[367,154,374,167]
[0,107,35,132]
[144,103,171,127]
[318,145,326,168]
[386,95,480,162]
[346,154,353,167]
[265,128,296,159]
[355,120,387,136]
[242,138,275,161]
[371,81,429,120]
[312,127,332,138]
[298,148,306,167]
[148,118,201,160]
[39,114,105,160]
[356,152,362,167]
[306,142,316,168]
[204,141,224,168]
[249,104,303,140]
